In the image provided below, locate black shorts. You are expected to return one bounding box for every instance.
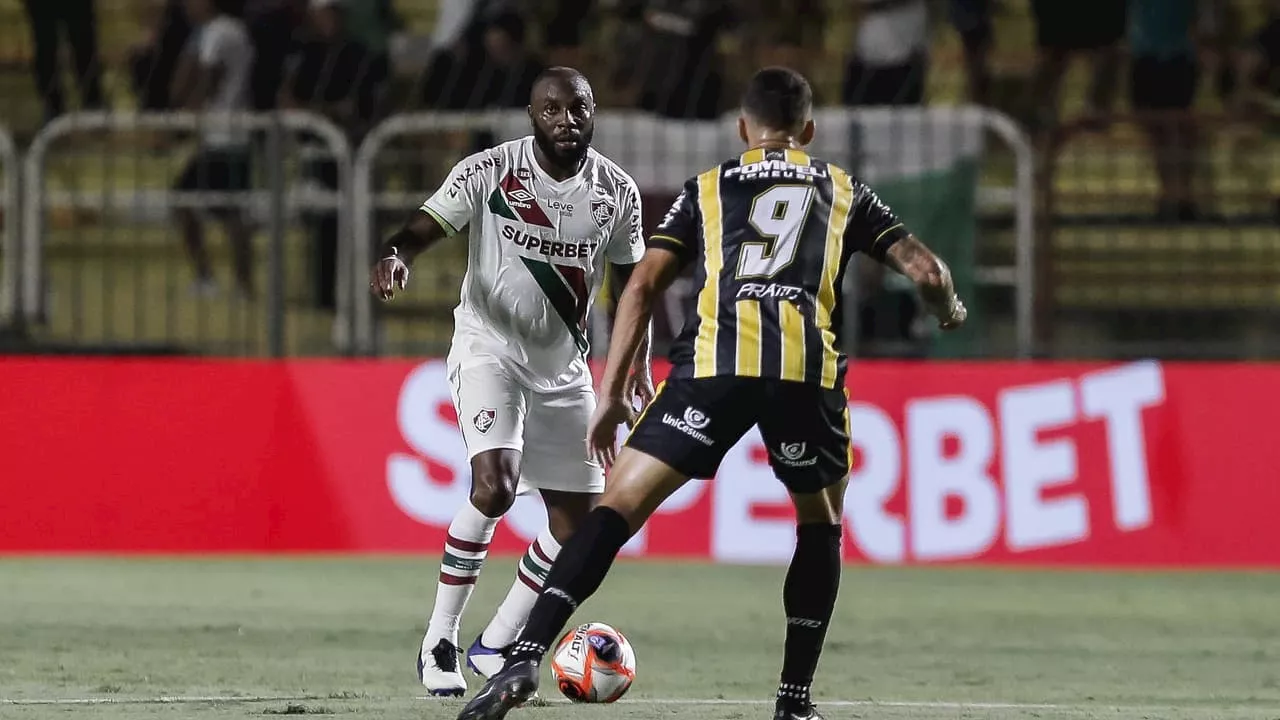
[174,148,253,208]
[1031,0,1125,50]
[1130,55,1199,110]
[624,377,850,494]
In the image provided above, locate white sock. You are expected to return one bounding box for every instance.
[425,501,500,647]
[480,526,562,649]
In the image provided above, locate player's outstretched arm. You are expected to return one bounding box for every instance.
[883,235,967,330]
[369,210,450,301]
[586,248,683,465]
[608,262,656,407]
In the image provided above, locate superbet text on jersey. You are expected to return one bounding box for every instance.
[420,137,645,392]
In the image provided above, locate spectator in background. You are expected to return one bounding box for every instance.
[170,0,257,299]
[541,0,594,69]
[1240,0,1280,110]
[844,0,930,106]
[244,0,307,110]
[419,7,543,110]
[281,0,390,310]
[1028,0,1126,131]
[129,0,193,110]
[949,0,992,105]
[21,0,106,123]
[740,0,825,96]
[1243,0,1280,218]
[340,0,400,59]
[615,0,733,119]
[1128,0,1203,221]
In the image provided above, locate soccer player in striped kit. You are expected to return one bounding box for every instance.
[456,66,966,720]
[370,67,652,697]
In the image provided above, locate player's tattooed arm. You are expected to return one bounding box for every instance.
[370,211,449,300]
[883,235,967,330]
[378,210,449,263]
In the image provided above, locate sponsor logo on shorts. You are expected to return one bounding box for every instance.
[774,441,818,467]
[683,407,709,429]
[473,408,496,434]
[662,407,714,446]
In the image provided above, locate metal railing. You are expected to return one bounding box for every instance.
[350,107,1036,359]
[1040,112,1280,359]
[21,111,353,355]
[0,124,17,326]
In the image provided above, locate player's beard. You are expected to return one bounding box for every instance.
[534,124,593,170]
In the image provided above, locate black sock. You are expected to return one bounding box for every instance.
[507,506,632,662]
[777,523,842,706]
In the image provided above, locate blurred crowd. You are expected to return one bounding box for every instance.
[11,0,1280,349]
[19,0,1280,215]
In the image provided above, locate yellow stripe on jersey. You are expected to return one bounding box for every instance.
[693,167,724,378]
[784,149,810,166]
[735,299,762,378]
[817,165,855,388]
[650,233,687,247]
[843,387,854,470]
[740,148,766,165]
[778,301,807,382]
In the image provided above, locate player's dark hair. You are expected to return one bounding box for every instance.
[741,67,813,133]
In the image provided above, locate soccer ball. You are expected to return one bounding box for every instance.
[550,622,637,703]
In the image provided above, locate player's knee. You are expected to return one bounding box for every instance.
[468,450,520,515]
[791,479,847,525]
[470,477,516,516]
[469,467,519,516]
[795,503,842,526]
[541,490,595,544]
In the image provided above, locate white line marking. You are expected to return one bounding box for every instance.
[4,694,1277,713]
[0,695,328,706]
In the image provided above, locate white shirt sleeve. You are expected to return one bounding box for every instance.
[419,150,499,236]
[605,175,645,265]
[197,20,230,66]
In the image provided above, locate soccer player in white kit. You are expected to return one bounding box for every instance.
[370,67,653,697]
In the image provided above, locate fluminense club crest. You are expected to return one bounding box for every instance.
[590,195,615,230]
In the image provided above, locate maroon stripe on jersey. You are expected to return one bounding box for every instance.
[516,566,542,592]
[530,540,554,566]
[446,534,489,553]
[555,264,589,328]
[499,173,554,228]
[439,572,478,586]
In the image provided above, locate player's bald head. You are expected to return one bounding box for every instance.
[741,67,813,134]
[530,66,594,108]
[528,66,595,169]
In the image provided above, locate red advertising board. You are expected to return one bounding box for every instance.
[1,357,1277,566]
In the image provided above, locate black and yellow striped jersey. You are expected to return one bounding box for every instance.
[649,147,909,390]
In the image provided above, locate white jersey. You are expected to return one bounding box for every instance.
[421,137,645,392]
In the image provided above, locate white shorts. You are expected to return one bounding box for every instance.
[448,360,605,495]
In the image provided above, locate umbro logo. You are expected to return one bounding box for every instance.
[506,188,535,208]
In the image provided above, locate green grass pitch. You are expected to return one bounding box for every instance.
[2,558,1279,719]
